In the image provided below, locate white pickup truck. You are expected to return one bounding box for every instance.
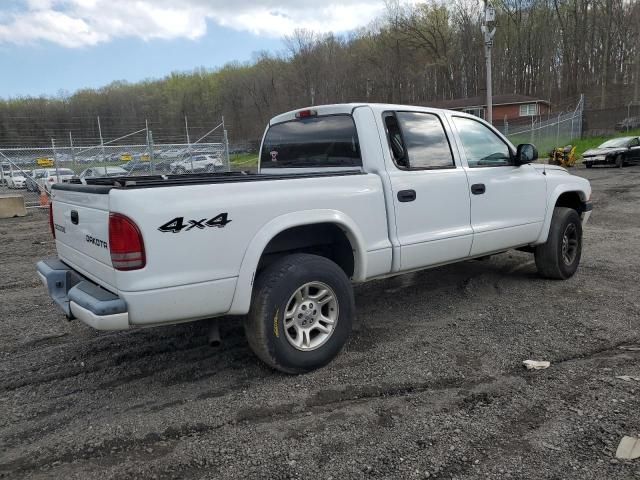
[37,103,592,373]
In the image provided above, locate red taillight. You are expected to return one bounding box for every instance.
[49,203,55,238]
[48,178,55,182]
[295,109,317,119]
[109,213,146,271]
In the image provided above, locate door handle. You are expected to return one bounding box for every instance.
[397,189,416,202]
[471,183,486,195]
[70,210,79,225]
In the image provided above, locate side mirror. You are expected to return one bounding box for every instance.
[515,143,538,165]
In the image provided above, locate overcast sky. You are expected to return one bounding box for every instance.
[0,0,401,98]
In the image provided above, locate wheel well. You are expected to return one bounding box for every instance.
[257,224,355,278]
[555,191,583,212]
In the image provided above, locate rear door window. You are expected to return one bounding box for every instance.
[384,111,455,169]
[261,115,361,168]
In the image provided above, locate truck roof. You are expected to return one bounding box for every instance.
[269,103,459,125]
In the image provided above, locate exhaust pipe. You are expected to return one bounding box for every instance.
[208,321,221,347]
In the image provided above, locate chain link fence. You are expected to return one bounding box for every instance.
[0,118,230,208]
[497,96,584,157]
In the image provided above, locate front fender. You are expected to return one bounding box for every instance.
[534,181,591,244]
[227,209,368,315]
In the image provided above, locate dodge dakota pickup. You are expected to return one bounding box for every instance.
[37,103,592,373]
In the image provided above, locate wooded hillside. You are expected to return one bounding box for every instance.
[1,0,638,147]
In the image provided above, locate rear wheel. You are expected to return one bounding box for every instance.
[535,207,582,279]
[585,162,592,169]
[245,253,354,374]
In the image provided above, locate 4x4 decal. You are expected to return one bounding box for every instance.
[158,213,231,233]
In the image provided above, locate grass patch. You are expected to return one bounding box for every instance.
[230,153,259,169]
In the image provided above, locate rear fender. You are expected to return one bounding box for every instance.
[227,209,367,315]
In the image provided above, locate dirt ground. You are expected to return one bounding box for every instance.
[1,166,639,480]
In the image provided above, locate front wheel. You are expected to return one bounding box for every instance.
[535,207,583,279]
[245,253,354,374]
[615,155,624,168]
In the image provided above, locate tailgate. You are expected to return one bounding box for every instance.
[51,187,117,289]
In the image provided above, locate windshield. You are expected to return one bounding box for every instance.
[599,138,630,148]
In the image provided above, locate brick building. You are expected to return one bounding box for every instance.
[426,94,551,124]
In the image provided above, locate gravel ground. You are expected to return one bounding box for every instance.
[1,167,639,480]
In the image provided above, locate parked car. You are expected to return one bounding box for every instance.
[38,103,592,373]
[0,164,11,186]
[170,154,224,173]
[615,116,640,132]
[26,169,43,192]
[6,170,31,189]
[78,166,128,179]
[36,168,75,193]
[121,160,153,175]
[582,136,640,168]
[158,148,188,159]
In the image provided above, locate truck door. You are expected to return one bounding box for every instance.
[450,115,547,256]
[383,111,473,271]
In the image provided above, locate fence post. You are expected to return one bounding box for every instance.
[51,138,60,180]
[185,115,193,173]
[69,131,76,170]
[503,115,508,136]
[145,119,153,174]
[148,129,155,174]
[97,116,106,164]
[530,116,535,143]
[556,113,561,146]
[222,116,230,171]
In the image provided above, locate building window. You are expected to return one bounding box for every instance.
[519,103,538,117]
[462,107,485,119]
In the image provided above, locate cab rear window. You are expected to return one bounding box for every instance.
[261,115,361,168]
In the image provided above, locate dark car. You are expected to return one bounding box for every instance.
[120,160,153,175]
[121,160,172,174]
[582,136,640,168]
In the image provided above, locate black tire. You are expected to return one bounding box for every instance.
[585,162,592,169]
[245,253,354,374]
[535,207,582,280]
[615,155,624,168]
[174,167,186,174]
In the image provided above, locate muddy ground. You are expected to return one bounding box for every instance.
[1,167,639,479]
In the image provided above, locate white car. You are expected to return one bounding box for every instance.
[6,170,30,189]
[79,166,128,179]
[38,103,592,374]
[36,168,76,193]
[170,154,224,173]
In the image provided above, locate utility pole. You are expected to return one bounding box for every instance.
[481,1,496,124]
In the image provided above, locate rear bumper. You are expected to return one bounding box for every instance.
[36,257,129,330]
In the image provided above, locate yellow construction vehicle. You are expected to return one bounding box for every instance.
[548,145,577,167]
